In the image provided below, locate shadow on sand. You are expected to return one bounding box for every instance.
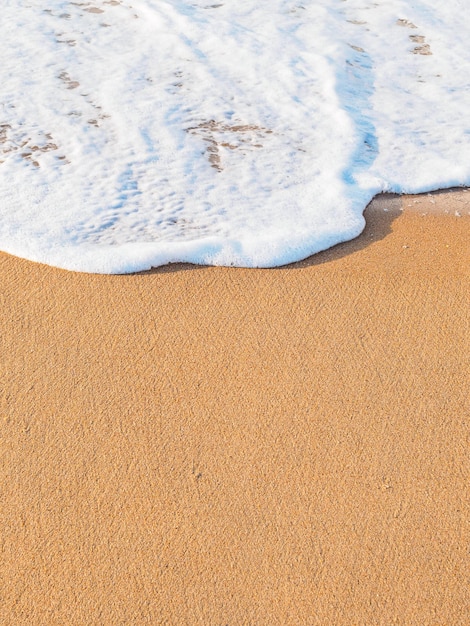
[283,192,403,269]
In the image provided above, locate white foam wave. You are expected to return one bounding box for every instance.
[1,0,469,272]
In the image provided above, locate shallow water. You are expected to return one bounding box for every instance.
[1,0,469,272]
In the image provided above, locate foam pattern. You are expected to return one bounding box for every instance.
[1,0,469,272]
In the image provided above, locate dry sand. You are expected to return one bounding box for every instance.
[0,190,469,625]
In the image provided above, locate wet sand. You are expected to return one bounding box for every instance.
[0,190,469,624]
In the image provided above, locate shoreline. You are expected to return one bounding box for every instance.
[1,189,468,624]
[0,187,469,276]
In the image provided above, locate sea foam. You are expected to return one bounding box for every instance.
[1,0,469,273]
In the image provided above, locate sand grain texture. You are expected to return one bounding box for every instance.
[0,191,469,624]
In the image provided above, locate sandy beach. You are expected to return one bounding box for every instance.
[0,190,468,624]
